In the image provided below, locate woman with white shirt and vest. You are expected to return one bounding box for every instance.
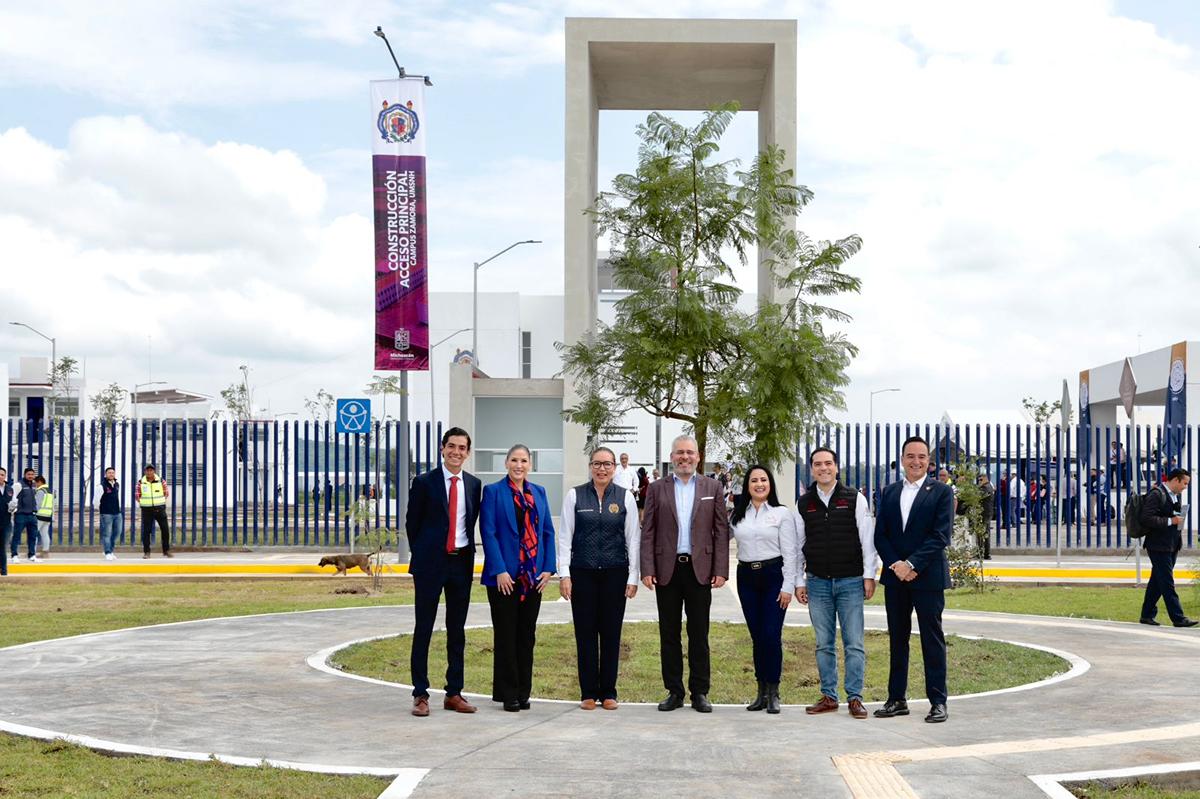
[729,465,797,714]
[558,446,640,710]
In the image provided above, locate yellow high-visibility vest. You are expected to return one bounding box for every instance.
[139,477,167,507]
[36,488,54,519]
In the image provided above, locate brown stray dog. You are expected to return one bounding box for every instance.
[318,554,373,576]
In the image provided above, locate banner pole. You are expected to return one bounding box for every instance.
[398,372,409,563]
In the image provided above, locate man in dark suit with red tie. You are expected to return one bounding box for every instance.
[407,427,483,717]
[873,435,954,724]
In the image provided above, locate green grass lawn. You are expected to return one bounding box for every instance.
[0,577,487,649]
[867,584,1200,623]
[332,620,1068,703]
[0,735,391,799]
[1069,778,1200,798]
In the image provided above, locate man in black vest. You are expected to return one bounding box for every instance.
[558,446,641,710]
[1139,468,1197,627]
[795,447,878,720]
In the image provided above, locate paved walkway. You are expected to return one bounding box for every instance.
[1,586,1199,797]
[2,550,1192,584]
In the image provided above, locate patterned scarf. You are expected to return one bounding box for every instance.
[508,479,540,601]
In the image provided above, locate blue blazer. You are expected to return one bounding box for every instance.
[874,478,954,591]
[405,467,482,579]
[479,478,557,587]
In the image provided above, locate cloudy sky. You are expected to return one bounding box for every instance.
[1,0,1198,423]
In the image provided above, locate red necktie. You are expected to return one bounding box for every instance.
[446,475,459,553]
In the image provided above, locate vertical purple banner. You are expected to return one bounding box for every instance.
[371,79,429,371]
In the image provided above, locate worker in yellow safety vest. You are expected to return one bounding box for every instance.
[32,475,53,562]
[135,465,173,559]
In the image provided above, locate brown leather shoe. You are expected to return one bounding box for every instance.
[412,696,429,717]
[443,694,477,713]
[601,699,618,710]
[580,698,597,710]
[805,695,839,715]
[848,698,867,719]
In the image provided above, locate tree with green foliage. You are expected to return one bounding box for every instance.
[49,356,80,418]
[365,375,404,422]
[560,103,862,467]
[89,382,127,422]
[304,388,334,423]
[1022,397,1064,425]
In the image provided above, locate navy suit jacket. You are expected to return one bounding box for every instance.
[874,477,954,591]
[479,478,557,588]
[406,467,482,578]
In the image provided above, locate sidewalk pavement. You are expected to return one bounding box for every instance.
[1,549,1194,584]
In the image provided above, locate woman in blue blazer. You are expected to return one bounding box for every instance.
[480,444,556,712]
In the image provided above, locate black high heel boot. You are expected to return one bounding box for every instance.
[746,681,768,711]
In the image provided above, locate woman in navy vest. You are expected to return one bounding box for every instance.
[729,465,797,714]
[480,444,557,712]
[558,446,640,710]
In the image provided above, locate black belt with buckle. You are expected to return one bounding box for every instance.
[446,546,471,556]
[739,556,783,570]
[676,554,691,563]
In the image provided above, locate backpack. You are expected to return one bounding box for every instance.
[1125,487,1158,539]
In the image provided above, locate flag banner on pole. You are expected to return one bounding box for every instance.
[372,78,429,371]
[1164,341,1187,472]
[1078,369,1091,468]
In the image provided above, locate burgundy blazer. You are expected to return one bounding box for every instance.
[639,474,730,586]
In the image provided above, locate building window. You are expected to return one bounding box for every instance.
[8,398,19,417]
[521,330,532,379]
[55,397,80,417]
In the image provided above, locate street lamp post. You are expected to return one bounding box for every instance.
[868,388,901,510]
[9,321,56,417]
[471,240,541,367]
[428,328,470,435]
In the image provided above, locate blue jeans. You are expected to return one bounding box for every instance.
[806,574,867,702]
[12,513,37,558]
[99,513,122,555]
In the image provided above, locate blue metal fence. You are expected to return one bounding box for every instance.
[798,423,1194,550]
[2,419,443,549]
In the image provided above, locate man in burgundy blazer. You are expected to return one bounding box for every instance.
[640,435,731,712]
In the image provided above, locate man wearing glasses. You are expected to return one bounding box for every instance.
[557,447,641,710]
[640,435,731,713]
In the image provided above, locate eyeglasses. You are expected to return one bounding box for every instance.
[590,461,616,469]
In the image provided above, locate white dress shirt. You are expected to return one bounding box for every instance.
[794,486,878,588]
[899,474,927,531]
[557,485,641,585]
[673,473,697,554]
[613,465,636,491]
[732,502,798,589]
[443,468,469,547]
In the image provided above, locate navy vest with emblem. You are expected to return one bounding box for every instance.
[799,482,863,579]
[571,482,629,570]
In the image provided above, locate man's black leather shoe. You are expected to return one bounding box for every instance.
[518,700,531,710]
[873,699,909,718]
[925,703,948,723]
[1174,618,1199,628]
[691,694,713,713]
[658,693,685,711]
[503,700,521,712]
[1139,617,1161,626]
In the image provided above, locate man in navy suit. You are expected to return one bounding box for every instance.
[873,435,954,724]
[406,426,483,717]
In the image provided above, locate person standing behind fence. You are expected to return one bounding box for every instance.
[976,473,994,560]
[136,465,173,559]
[730,465,796,715]
[1007,471,1025,530]
[33,476,53,560]
[12,468,37,563]
[559,447,640,711]
[98,467,122,560]
[0,468,12,576]
[1138,468,1197,628]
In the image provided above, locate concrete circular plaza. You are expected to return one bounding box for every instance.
[1,588,1199,798]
